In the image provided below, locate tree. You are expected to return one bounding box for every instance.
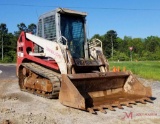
[143,36,160,60]
[103,30,117,58]
[144,36,160,53]
[14,23,27,37]
[116,37,124,52]
[131,38,144,60]
[0,23,8,60]
[17,23,27,32]
[90,34,104,41]
[0,23,8,35]
[14,23,37,37]
[0,24,17,62]
[28,23,37,34]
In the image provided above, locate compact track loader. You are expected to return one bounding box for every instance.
[17,8,152,113]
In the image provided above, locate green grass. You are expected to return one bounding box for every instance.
[109,61,160,81]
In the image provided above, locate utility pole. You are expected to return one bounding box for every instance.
[130,50,132,61]
[2,34,3,61]
[108,31,117,60]
[1,34,3,61]
[111,35,113,59]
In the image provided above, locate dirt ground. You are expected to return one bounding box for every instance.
[0,74,160,123]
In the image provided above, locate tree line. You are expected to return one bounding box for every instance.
[91,30,160,61]
[0,23,160,63]
[0,23,36,62]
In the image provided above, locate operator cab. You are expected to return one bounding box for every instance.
[60,13,85,58]
[37,8,87,59]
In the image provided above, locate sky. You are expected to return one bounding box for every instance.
[0,0,160,38]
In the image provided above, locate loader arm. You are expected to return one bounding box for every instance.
[26,33,67,74]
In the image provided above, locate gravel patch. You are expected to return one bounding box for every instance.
[0,77,159,124]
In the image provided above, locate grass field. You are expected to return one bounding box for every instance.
[109,61,160,81]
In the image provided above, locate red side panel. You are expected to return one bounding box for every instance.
[16,32,59,76]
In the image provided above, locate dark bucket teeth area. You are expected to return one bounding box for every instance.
[87,97,152,114]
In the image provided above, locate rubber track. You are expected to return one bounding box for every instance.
[21,62,61,99]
